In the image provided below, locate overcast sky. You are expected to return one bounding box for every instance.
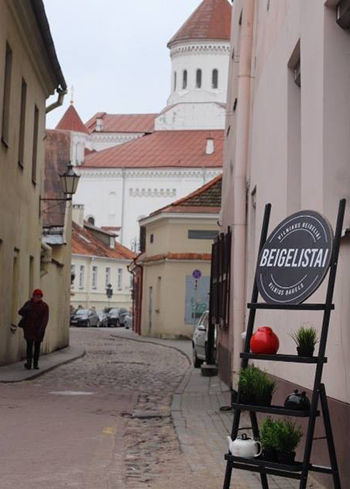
[45,0,201,128]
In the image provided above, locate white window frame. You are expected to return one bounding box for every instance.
[117,268,123,291]
[79,265,85,290]
[92,266,98,290]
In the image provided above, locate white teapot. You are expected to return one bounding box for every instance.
[227,433,262,459]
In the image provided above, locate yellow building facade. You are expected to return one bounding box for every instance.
[0,1,67,365]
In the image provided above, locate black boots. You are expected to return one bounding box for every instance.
[24,361,31,370]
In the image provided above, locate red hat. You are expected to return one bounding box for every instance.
[33,289,43,297]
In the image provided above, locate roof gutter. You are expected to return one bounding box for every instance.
[31,0,67,92]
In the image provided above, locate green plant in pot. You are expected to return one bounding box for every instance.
[260,417,278,462]
[238,365,276,406]
[274,419,302,464]
[260,418,302,464]
[291,326,319,357]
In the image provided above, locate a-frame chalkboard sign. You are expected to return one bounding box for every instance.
[223,199,346,489]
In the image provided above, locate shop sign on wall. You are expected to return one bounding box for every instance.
[257,210,334,304]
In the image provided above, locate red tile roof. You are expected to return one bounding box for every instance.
[149,174,222,217]
[168,0,232,47]
[43,130,71,228]
[85,113,157,134]
[81,130,224,169]
[142,253,211,263]
[56,104,89,134]
[72,222,135,260]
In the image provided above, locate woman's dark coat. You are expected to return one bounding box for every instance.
[18,300,49,342]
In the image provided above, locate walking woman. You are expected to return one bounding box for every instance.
[18,289,49,370]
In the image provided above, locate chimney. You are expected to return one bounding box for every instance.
[206,138,214,155]
[72,204,85,227]
[96,118,104,132]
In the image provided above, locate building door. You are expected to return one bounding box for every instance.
[148,286,153,334]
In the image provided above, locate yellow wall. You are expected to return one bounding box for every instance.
[140,214,218,338]
[0,1,64,364]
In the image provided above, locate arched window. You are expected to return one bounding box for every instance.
[212,69,219,89]
[196,69,202,88]
[87,216,95,226]
[182,70,187,89]
[174,71,177,91]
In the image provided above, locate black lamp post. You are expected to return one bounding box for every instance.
[41,162,80,202]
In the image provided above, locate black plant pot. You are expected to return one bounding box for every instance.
[276,451,296,465]
[255,393,273,407]
[262,448,277,462]
[297,346,314,358]
[239,392,255,405]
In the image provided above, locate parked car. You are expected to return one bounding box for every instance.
[105,308,128,327]
[124,312,133,330]
[70,308,100,327]
[192,311,217,368]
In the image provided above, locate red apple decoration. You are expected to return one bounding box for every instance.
[250,327,279,354]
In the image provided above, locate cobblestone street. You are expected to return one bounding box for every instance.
[0,328,326,489]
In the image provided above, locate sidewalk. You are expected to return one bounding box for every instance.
[0,345,85,383]
[113,329,324,489]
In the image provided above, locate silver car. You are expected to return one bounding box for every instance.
[192,311,217,368]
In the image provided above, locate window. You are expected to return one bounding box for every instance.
[196,69,202,88]
[18,79,27,167]
[87,216,95,226]
[212,69,219,89]
[188,230,219,240]
[117,268,123,290]
[174,71,177,91]
[32,105,39,184]
[2,42,12,146]
[29,256,34,299]
[92,266,97,289]
[105,267,111,287]
[182,70,187,89]
[71,264,76,288]
[150,234,154,244]
[79,265,85,289]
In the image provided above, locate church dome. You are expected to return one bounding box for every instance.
[167,0,231,47]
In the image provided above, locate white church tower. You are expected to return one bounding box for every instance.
[155,0,231,131]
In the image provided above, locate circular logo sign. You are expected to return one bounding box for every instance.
[192,269,202,280]
[257,210,333,304]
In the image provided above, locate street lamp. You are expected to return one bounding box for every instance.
[60,163,80,198]
[41,162,80,202]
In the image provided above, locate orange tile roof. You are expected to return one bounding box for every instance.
[168,0,232,47]
[81,130,224,169]
[72,222,135,260]
[56,104,89,134]
[85,113,157,134]
[149,174,222,217]
[142,253,211,263]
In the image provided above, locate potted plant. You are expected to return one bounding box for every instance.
[291,326,319,357]
[274,419,303,464]
[238,365,276,406]
[260,418,303,464]
[260,417,278,462]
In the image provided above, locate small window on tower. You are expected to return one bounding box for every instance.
[196,69,202,88]
[182,70,187,89]
[174,71,177,91]
[212,69,219,89]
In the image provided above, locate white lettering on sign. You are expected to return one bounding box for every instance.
[259,248,328,268]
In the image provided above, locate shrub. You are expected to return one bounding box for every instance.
[291,326,318,351]
[260,418,302,454]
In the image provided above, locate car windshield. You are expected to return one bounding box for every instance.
[109,309,119,314]
[76,309,90,315]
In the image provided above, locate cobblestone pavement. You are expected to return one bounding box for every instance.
[0,328,327,489]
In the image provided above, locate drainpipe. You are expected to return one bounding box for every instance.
[46,88,67,114]
[232,0,256,374]
[120,168,126,245]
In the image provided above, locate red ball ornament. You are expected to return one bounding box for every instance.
[250,327,279,354]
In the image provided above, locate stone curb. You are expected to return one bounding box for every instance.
[0,345,86,383]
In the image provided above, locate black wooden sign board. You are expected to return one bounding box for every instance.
[257,210,334,304]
